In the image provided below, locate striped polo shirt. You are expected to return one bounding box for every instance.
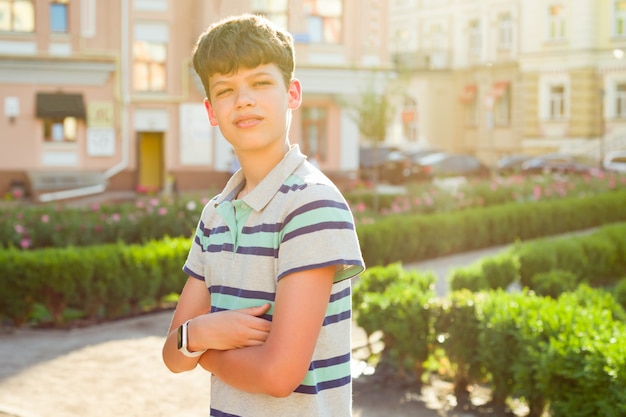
[183,144,365,417]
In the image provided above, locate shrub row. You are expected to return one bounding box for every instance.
[0,196,202,250]
[353,264,626,417]
[0,237,190,326]
[357,190,626,267]
[449,222,626,296]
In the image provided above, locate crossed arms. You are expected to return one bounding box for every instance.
[162,265,335,397]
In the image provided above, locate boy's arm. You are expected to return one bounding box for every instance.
[198,265,336,397]
[162,277,271,373]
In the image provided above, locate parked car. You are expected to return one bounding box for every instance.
[520,153,596,175]
[414,152,491,179]
[496,154,532,174]
[381,148,442,184]
[603,150,626,173]
[359,145,399,182]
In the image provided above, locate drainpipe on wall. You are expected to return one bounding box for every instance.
[104,0,130,180]
[39,0,130,203]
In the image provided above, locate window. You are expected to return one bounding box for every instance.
[0,0,34,32]
[616,83,626,118]
[251,0,288,30]
[303,0,342,44]
[547,4,566,41]
[301,107,327,161]
[615,0,626,37]
[425,23,447,68]
[468,19,481,57]
[494,87,510,126]
[43,117,78,142]
[50,0,68,33]
[549,85,566,119]
[133,41,166,91]
[133,23,168,92]
[497,12,512,51]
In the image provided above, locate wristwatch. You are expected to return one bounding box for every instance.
[177,319,206,357]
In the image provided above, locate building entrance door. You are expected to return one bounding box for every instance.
[138,132,163,192]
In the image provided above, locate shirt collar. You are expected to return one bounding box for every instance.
[215,144,306,212]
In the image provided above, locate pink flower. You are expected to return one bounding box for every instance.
[150,198,159,206]
[356,202,367,212]
[41,214,49,223]
[159,207,167,216]
[14,224,24,234]
[533,185,542,200]
[20,238,30,249]
[91,203,100,211]
[136,201,145,208]
[111,213,121,222]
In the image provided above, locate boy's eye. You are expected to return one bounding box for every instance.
[215,88,232,96]
[254,80,271,86]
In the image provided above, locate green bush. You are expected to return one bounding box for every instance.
[353,263,436,383]
[531,270,580,299]
[477,290,524,410]
[0,237,189,325]
[0,248,34,325]
[613,278,626,311]
[448,264,488,292]
[434,290,485,403]
[534,295,626,417]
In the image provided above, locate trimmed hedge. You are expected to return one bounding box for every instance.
[0,237,189,326]
[357,190,626,267]
[449,222,626,296]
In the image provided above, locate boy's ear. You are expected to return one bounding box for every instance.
[287,79,303,110]
[204,98,219,126]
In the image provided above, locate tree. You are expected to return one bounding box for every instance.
[342,77,397,212]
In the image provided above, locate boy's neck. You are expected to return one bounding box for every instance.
[236,142,291,194]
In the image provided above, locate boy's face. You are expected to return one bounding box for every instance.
[204,63,301,153]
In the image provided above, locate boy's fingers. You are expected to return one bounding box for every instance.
[241,303,271,316]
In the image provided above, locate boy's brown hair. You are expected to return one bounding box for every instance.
[192,14,295,100]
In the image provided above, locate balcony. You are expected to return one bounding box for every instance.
[392,50,451,72]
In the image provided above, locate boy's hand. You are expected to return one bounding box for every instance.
[191,303,272,351]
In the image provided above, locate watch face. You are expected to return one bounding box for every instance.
[177,324,183,350]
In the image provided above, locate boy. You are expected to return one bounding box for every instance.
[162,14,365,417]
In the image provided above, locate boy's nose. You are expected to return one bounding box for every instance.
[235,88,255,109]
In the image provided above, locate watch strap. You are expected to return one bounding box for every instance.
[177,319,206,358]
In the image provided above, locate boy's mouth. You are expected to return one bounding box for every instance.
[234,115,262,128]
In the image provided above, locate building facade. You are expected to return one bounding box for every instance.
[519,0,626,161]
[0,0,390,202]
[388,0,522,165]
[386,0,626,167]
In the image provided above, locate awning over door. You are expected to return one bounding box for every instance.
[36,92,86,119]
